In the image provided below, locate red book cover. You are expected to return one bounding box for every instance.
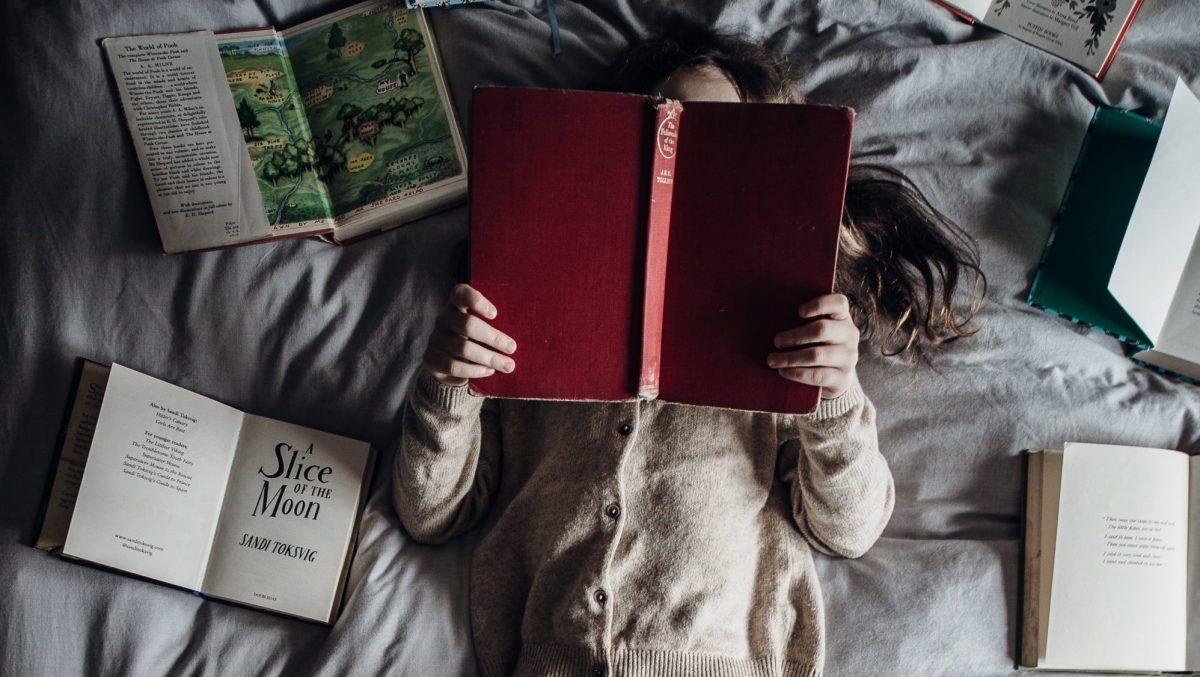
[468,87,853,414]
[656,102,852,414]
[468,88,652,401]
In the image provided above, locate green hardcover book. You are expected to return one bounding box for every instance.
[1028,106,1160,347]
[1028,79,1200,380]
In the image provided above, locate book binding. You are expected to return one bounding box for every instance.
[637,99,682,399]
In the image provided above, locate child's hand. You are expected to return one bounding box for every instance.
[767,293,859,399]
[422,284,518,386]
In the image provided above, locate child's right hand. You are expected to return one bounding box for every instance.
[422,283,518,386]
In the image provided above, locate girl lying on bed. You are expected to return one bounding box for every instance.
[393,19,985,677]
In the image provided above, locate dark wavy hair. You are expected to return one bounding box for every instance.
[601,21,986,361]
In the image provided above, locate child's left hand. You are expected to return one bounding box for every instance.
[767,293,859,399]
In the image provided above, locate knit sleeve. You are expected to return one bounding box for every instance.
[776,378,894,558]
[392,370,502,544]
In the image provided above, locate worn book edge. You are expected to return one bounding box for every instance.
[36,359,110,553]
[1019,449,1044,670]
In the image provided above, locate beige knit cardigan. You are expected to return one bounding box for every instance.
[394,371,894,677]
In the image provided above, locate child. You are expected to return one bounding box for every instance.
[394,21,985,677]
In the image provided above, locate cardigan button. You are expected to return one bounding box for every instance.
[592,666,605,677]
[605,503,620,519]
[617,422,632,436]
[594,588,607,604]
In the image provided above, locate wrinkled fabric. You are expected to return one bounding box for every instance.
[0,1,1198,676]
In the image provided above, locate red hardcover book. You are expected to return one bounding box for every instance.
[468,87,853,414]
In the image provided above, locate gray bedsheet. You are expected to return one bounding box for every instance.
[2,0,1198,675]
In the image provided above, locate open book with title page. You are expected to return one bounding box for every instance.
[103,0,466,253]
[37,361,375,624]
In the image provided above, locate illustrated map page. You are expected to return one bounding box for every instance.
[217,30,336,233]
[282,2,465,218]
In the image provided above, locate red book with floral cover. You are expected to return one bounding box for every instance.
[467,87,853,414]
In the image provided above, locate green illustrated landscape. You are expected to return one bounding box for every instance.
[284,7,463,217]
[218,37,335,228]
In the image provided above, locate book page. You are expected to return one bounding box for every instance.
[201,414,372,622]
[103,32,270,253]
[1043,443,1188,671]
[281,2,467,231]
[982,0,1137,75]
[1109,79,1200,346]
[1142,227,1200,375]
[1188,456,1200,670]
[215,30,335,235]
[62,365,243,591]
[37,361,110,552]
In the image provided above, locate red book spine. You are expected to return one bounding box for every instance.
[929,0,978,24]
[1096,0,1142,81]
[638,99,683,398]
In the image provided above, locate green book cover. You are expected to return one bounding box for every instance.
[1028,107,1162,349]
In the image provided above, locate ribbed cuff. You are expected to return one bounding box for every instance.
[415,369,477,411]
[807,379,865,421]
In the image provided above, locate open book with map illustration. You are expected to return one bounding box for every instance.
[103,0,466,253]
[36,361,376,623]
